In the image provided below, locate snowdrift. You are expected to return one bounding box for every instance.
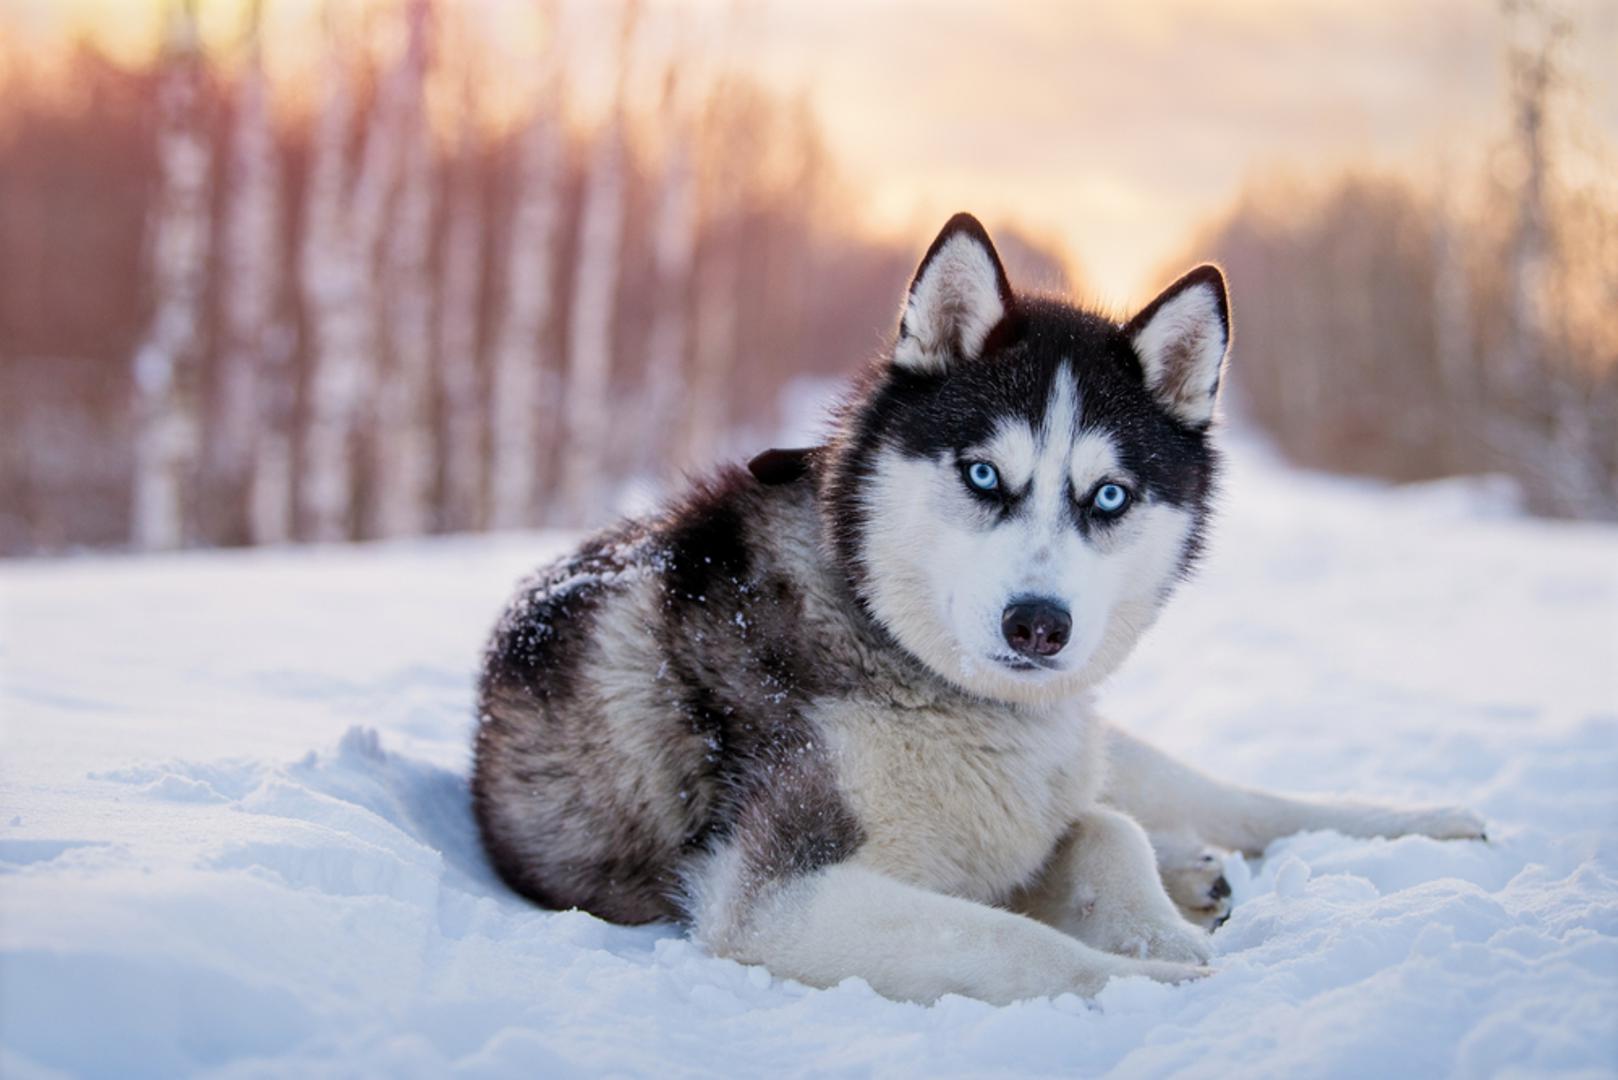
[3,449,1616,1077]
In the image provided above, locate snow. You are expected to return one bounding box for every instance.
[3,444,1617,1077]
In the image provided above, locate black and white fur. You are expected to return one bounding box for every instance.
[473,214,1484,1005]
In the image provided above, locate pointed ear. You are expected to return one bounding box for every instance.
[893,213,1015,373]
[747,446,818,486]
[1124,264,1231,428]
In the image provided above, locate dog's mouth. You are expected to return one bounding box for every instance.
[989,652,1060,674]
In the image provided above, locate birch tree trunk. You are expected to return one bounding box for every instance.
[437,67,485,533]
[219,2,293,546]
[371,0,436,538]
[680,89,745,473]
[130,1,211,551]
[636,65,697,478]
[300,1,420,541]
[557,2,637,524]
[1431,181,1474,473]
[298,8,360,542]
[558,117,626,523]
[487,11,565,531]
[1432,204,1474,393]
[1508,57,1551,400]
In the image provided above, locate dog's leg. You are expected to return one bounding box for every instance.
[1012,808,1213,964]
[1145,829,1234,930]
[1101,722,1487,859]
[684,843,1205,1006]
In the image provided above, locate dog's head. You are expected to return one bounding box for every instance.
[814,213,1229,704]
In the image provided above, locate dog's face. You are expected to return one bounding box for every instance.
[823,214,1229,704]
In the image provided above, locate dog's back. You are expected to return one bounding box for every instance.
[472,466,861,923]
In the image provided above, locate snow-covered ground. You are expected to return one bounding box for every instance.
[3,444,1616,1078]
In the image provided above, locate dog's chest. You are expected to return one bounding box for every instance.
[817,697,1101,903]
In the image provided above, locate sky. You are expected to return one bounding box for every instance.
[4,0,1615,304]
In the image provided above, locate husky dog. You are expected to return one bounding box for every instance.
[473,214,1485,1005]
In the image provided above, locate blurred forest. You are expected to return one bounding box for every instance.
[1194,3,1618,520]
[0,0,1612,556]
[0,0,1069,554]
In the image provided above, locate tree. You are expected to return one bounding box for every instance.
[298,4,362,542]
[634,62,697,479]
[436,50,486,533]
[371,0,437,538]
[487,1,566,531]
[678,78,751,472]
[218,0,294,546]
[300,0,425,541]
[1499,0,1565,396]
[559,1,638,523]
[129,0,211,550]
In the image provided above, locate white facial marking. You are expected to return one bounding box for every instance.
[972,419,1037,492]
[857,362,1198,704]
[1069,430,1121,499]
[1026,366,1079,543]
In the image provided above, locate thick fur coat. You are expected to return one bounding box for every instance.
[473,214,1485,1004]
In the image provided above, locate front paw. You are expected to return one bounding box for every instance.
[1161,848,1234,931]
[1100,915,1213,966]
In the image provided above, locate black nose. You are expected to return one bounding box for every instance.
[1001,599,1072,658]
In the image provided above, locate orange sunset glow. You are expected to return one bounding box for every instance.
[2,0,1615,555]
[6,0,1613,302]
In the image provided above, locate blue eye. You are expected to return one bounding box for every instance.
[965,461,1000,492]
[1092,482,1131,515]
